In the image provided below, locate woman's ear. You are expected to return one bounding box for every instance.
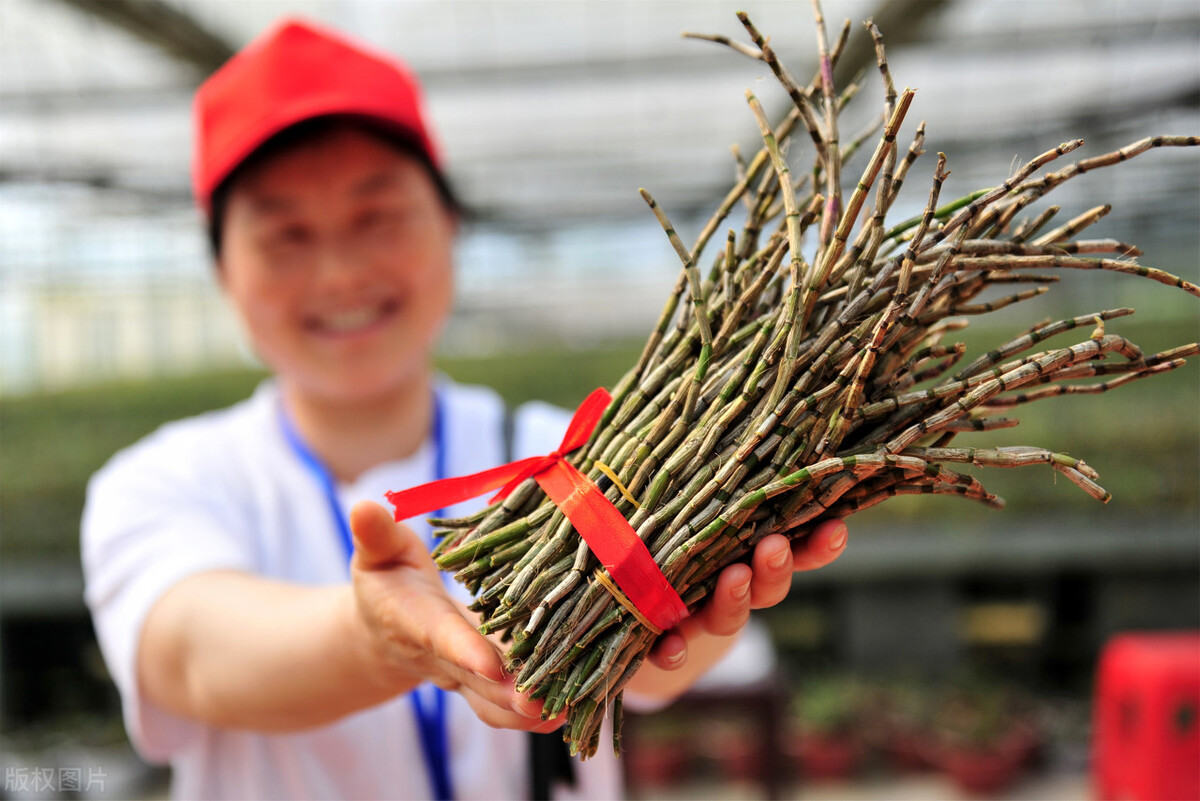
[213,252,239,295]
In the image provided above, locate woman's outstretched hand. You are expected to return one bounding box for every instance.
[348,501,562,732]
[646,518,848,671]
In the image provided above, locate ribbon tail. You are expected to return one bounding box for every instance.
[534,461,688,632]
[386,456,544,521]
[487,469,538,505]
[556,387,614,452]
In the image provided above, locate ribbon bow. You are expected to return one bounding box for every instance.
[386,387,688,633]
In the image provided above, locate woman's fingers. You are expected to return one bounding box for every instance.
[748,534,795,609]
[362,572,552,721]
[459,685,566,732]
[647,631,688,671]
[415,628,549,722]
[348,500,436,575]
[648,562,754,670]
[408,599,507,684]
[640,523,850,674]
[697,562,754,637]
[792,518,848,572]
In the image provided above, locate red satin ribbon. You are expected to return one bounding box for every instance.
[386,387,688,632]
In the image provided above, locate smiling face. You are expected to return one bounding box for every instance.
[217,123,455,406]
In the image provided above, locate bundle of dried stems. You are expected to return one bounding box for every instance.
[425,4,1198,757]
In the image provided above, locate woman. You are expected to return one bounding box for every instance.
[82,19,847,800]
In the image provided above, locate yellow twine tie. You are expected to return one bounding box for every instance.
[593,460,641,508]
[593,569,662,635]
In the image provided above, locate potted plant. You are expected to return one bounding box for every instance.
[694,719,764,783]
[877,679,937,774]
[929,682,1041,795]
[624,716,692,789]
[788,677,865,781]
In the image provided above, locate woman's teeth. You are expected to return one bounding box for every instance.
[319,306,383,333]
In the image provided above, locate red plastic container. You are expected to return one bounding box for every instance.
[1094,632,1200,801]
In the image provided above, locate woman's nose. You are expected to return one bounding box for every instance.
[312,237,370,292]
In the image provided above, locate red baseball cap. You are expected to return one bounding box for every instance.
[192,18,442,214]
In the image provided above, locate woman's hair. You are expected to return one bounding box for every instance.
[206,115,462,258]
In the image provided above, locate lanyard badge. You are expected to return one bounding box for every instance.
[279,391,454,801]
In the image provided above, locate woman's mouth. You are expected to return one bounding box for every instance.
[305,299,400,336]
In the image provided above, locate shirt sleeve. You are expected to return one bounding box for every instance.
[81,424,258,763]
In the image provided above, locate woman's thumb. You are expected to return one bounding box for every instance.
[348,500,434,573]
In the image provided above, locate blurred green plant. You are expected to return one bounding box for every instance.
[933,680,1021,747]
[0,344,641,558]
[864,675,939,745]
[793,676,865,737]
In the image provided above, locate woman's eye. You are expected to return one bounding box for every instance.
[266,226,312,249]
[360,207,417,235]
[361,211,395,230]
[360,212,385,229]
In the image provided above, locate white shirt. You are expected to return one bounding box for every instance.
[82,378,623,801]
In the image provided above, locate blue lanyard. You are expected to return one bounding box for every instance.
[278,391,454,801]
